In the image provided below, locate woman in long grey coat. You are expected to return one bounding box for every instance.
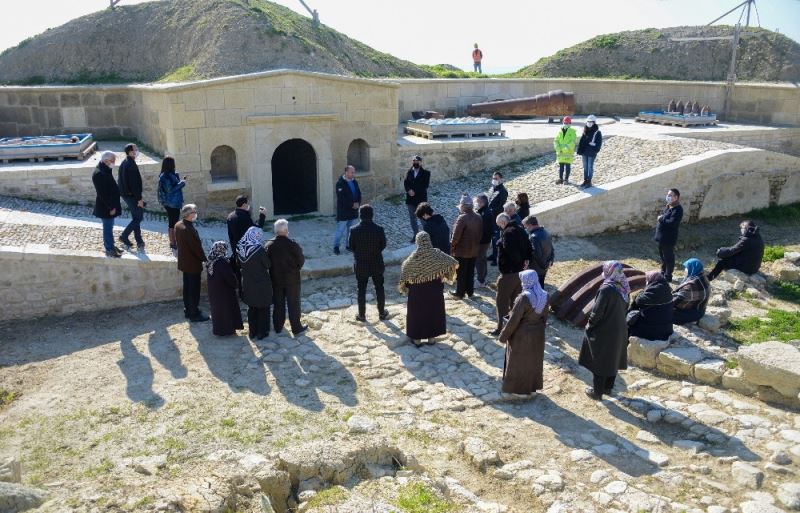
[579,261,630,400]
[206,241,243,336]
[498,269,548,395]
[237,227,273,340]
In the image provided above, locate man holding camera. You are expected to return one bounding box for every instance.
[118,143,145,250]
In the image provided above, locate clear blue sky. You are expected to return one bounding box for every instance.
[2,0,799,73]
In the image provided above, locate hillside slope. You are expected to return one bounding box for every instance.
[0,0,433,84]
[513,26,800,82]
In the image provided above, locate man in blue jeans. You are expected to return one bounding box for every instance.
[333,165,361,255]
[92,151,122,257]
[118,143,146,249]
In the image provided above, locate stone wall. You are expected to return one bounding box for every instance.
[534,148,800,236]
[396,79,800,126]
[674,127,800,157]
[0,86,138,139]
[0,161,162,210]
[0,246,181,321]
[394,138,552,193]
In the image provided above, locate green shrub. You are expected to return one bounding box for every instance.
[747,202,800,225]
[769,281,800,304]
[591,34,621,49]
[763,245,785,262]
[727,309,800,344]
[306,487,348,508]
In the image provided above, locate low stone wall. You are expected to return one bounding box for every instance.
[0,246,182,321]
[395,138,553,192]
[0,86,138,139]
[396,78,800,126]
[0,161,162,210]
[535,148,800,236]
[675,127,800,157]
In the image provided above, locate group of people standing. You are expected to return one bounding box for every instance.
[554,115,603,188]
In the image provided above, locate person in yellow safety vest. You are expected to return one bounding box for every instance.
[553,116,577,184]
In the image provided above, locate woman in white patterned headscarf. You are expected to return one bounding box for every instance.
[498,269,549,397]
[237,227,272,340]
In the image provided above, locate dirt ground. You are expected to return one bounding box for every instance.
[1,216,799,513]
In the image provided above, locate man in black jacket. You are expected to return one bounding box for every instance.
[92,151,122,257]
[403,155,430,242]
[266,219,307,336]
[487,171,508,264]
[117,143,145,249]
[415,202,450,254]
[474,193,494,287]
[348,205,390,322]
[227,195,266,294]
[707,220,765,281]
[654,188,683,282]
[334,165,361,255]
[523,215,554,287]
[492,213,532,336]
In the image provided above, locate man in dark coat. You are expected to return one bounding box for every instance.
[348,204,389,322]
[334,165,361,255]
[707,220,765,281]
[523,216,555,287]
[415,202,450,254]
[450,194,483,299]
[403,155,430,242]
[474,193,494,287]
[579,263,629,400]
[226,195,266,294]
[117,143,145,249]
[92,151,123,258]
[492,213,532,336]
[266,219,307,336]
[487,171,508,264]
[175,204,209,322]
[654,188,683,282]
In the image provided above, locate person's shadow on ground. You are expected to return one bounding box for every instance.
[117,337,165,410]
[256,332,358,412]
[147,326,188,380]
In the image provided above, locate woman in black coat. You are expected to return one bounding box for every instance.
[628,271,674,341]
[579,261,630,400]
[237,227,273,340]
[206,241,244,336]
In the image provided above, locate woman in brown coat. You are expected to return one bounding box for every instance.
[498,269,549,395]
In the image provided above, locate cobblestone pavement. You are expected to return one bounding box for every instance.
[0,266,797,513]
[0,135,738,259]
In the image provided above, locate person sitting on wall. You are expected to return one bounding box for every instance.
[672,258,710,325]
[706,220,765,281]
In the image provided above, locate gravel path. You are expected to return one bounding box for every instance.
[0,135,740,257]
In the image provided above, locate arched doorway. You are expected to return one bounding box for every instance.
[271,139,317,215]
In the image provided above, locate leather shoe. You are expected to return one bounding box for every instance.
[449,291,464,299]
[292,325,308,336]
[489,328,501,337]
[105,250,121,258]
[189,314,210,323]
[378,310,390,320]
[355,314,366,322]
[118,237,133,248]
[333,246,340,255]
[584,387,602,401]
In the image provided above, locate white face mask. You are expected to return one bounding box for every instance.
[491,179,499,186]
[666,195,674,203]
[586,122,595,127]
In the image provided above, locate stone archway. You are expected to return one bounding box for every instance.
[271,139,317,215]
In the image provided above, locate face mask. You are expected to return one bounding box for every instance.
[666,195,674,203]
[586,122,594,127]
[491,179,499,186]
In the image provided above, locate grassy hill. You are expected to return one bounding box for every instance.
[512,26,800,82]
[0,0,433,85]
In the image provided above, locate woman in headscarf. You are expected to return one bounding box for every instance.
[399,231,458,346]
[498,269,549,396]
[237,226,272,340]
[672,258,710,325]
[628,270,674,341]
[579,261,630,400]
[206,241,244,337]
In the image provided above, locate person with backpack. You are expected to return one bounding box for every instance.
[157,157,186,250]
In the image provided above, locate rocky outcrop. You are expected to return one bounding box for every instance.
[738,341,800,407]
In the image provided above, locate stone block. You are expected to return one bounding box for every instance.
[699,307,731,332]
[0,481,48,513]
[459,437,500,471]
[0,106,31,124]
[722,367,757,396]
[206,89,225,110]
[731,461,764,489]
[657,347,703,378]
[738,341,800,399]
[777,482,800,510]
[628,336,671,369]
[103,92,128,106]
[172,109,206,129]
[224,88,254,109]
[693,359,726,385]
[59,93,80,107]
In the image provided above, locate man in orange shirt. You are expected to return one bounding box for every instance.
[472,43,483,73]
